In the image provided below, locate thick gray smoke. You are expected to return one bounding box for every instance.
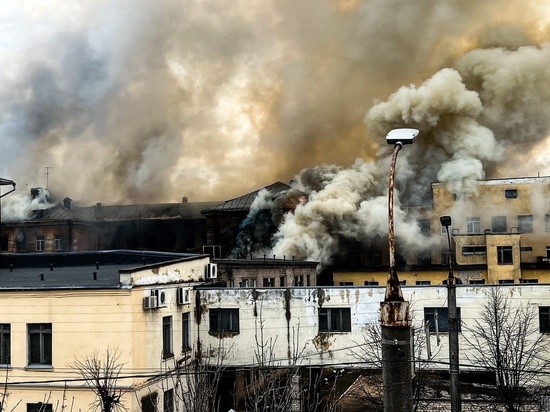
[2,1,550,261]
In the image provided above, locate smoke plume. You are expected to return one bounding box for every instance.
[2,1,550,259]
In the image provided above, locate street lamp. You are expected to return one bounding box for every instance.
[440,216,461,412]
[381,128,418,412]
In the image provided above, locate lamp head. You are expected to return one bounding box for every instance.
[386,128,419,146]
[440,215,452,228]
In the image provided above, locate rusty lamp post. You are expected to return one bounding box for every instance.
[381,128,418,412]
[440,215,461,412]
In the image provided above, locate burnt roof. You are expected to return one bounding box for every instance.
[8,200,219,223]
[202,181,299,213]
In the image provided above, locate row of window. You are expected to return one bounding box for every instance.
[207,306,550,334]
[236,275,311,288]
[35,235,63,252]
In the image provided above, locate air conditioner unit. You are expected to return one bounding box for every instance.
[177,288,191,305]
[205,263,218,279]
[150,290,167,307]
[143,296,158,310]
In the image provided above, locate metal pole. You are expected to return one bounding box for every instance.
[381,143,413,412]
[442,218,461,412]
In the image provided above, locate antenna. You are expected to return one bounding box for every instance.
[45,167,53,189]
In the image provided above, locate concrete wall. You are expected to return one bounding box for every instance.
[195,284,550,373]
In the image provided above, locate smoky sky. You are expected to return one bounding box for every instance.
[1,0,550,213]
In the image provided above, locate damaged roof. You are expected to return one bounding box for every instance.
[202,181,305,213]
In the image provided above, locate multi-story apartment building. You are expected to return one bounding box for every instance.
[0,250,211,412]
[334,176,550,286]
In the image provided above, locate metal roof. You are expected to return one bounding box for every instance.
[202,181,296,213]
[0,250,198,290]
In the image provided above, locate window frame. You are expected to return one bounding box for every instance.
[540,307,550,333]
[54,235,63,251]
[36,236,45,252]
[163,389,174,412]
[505,189,517,199]
[517,215,533,233]
[209,309,240,334]
[27,323,52,367]
[497,246,513,265]
[182,312,191,352]
[466,217,481,234]
[162,316,173,359]
[492,216,507,233]
[424,307,461,333]
[0,324,10,365]
[319,308,352,333]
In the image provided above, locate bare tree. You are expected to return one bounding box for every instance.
[462,287,550,412]
[71,347,129,412]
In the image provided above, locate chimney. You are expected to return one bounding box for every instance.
[63,197,72,209]
[182,197,188,204]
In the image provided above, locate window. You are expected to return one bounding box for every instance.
[0,324,9,365]
[540,307,550,333]
[339,282,353,286]
[416,281,431,285]
[520,278,538,283]
[280,276,286,287]
[424,307,461,333]
[319,308,351,332]
[182,313,191,352]
[518,215,533,233]
[498,279,514,284]
[469,279,485,284]
[28,324,52,366]
[163,389,174,412]
[462,246,487,255]
[36,236,45,252]
[466,217,481,234]
[497,246,513,264]
[141,393,158,412]
[27,403,53,412]
[520,246,533,252]
[492,216,507,233]
[54,235,63,251]
[263,278,275,287]
[418,219,430,236]
[505,189,517,199]
[162,316,173,358]
[294,276,303,286]
[546,215,550,232]
[209,309,239,333]
[364,281,379,286]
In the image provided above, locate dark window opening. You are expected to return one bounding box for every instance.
[497,246,513,265]
[28,324,52,366]
[540,307,550,333]
[162,316,173,358]
[520,278,538,283]
[416,281,431,285]
[319,308,351,333]
[209,309,239,333]
[163,389,174,412]
[364,281,379,286]
[424,307,461,333]
[505,189,517,199]
[0,324,10,365]
[498,279,514,284]
[469,279,486,284]
[462,246,486,255]
[27,403,53,412]
[182,313,191,352]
